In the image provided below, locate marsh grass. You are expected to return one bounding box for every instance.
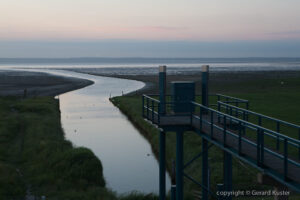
[0,97,112,199]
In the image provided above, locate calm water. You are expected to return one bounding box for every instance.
[1,68,171,194]
[51,70,171,194]
[1,57,300,75]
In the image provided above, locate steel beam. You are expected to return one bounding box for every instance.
[201,65,209,107]
[223,151,232,200]
[171,161,176,200]
[159,66,167,200]
[159,65,166,115]
[176,130,184,200]
[159,130,166,200]
[202,138,209,200]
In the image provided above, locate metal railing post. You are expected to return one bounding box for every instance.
[246,102,249,120]
[229,107,233,126]
[146,98,149,119]
[276,122,280,150]
[257,129,261,166]
[200,107,203,132]
[217,102,221,123]
[298,128,300,160]
[223,116,227,147]
[258,116,262,126]
[158,103,161,125]
[242,111,246,135]
[190,103,193,125]
[226,104,229,114]
[142,96,145,118]
[151,100,154,121]
[210,110,214,138]
[261,130,264,166]
[284,138,288,181]
[238,121,242,155]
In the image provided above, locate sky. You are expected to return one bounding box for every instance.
[1,0,300,57]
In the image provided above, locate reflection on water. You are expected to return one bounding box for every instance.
[55,71,171,194]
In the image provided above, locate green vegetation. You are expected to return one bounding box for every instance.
[0,96,160,200]
[111,75,300,199]
[0,97,115,199]
[1,74,299,199]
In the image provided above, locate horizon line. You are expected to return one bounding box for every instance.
[1,56,300,60]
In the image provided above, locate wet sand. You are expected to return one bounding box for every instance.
[0,70,94,97]
[2,68,299,97]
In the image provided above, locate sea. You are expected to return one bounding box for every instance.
[0,57,299,75]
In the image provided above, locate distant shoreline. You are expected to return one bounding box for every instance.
[0,70,93,97]
[66,68,300,95]
[1,68,300,97]
[1,57,300,65]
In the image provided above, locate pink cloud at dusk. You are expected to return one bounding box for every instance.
[1,0,300,41]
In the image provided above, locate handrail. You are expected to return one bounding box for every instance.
[191,101,300,145]
[194,114,300,169]
[144,93,249,109]
[145,93,243,99]
[143,96,300,145]
[142,94,160,103]
[215,93,249,103]
[218,101,300,129]
[191,101,300,182]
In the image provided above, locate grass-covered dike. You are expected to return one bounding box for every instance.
[0,96,159,200]
[0,97,114,199]
[110,74,300,199]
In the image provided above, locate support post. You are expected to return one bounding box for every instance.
[171,160,176,200]
[202,138,209,200]
[159,130,166,200]
[201,65,209,108]
[216,184,224,200]
[142,95,145,118]
[176,130,184,200]
[159,66,167,115]
[223,151,232,200]
[298,128,300,160]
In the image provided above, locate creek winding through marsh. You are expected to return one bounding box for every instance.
[43,70,171,194]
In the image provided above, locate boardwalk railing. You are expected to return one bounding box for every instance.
[142,94,300,192]
[215,93,249,109]
[144,93,250,109]
[191,102,300,185]
[218,101,300,159]
[142,95,161,124]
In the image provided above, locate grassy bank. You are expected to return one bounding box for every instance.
[111,74,300,199]
[0,97,116,200]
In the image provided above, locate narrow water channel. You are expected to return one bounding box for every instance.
[44,70,171,194]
